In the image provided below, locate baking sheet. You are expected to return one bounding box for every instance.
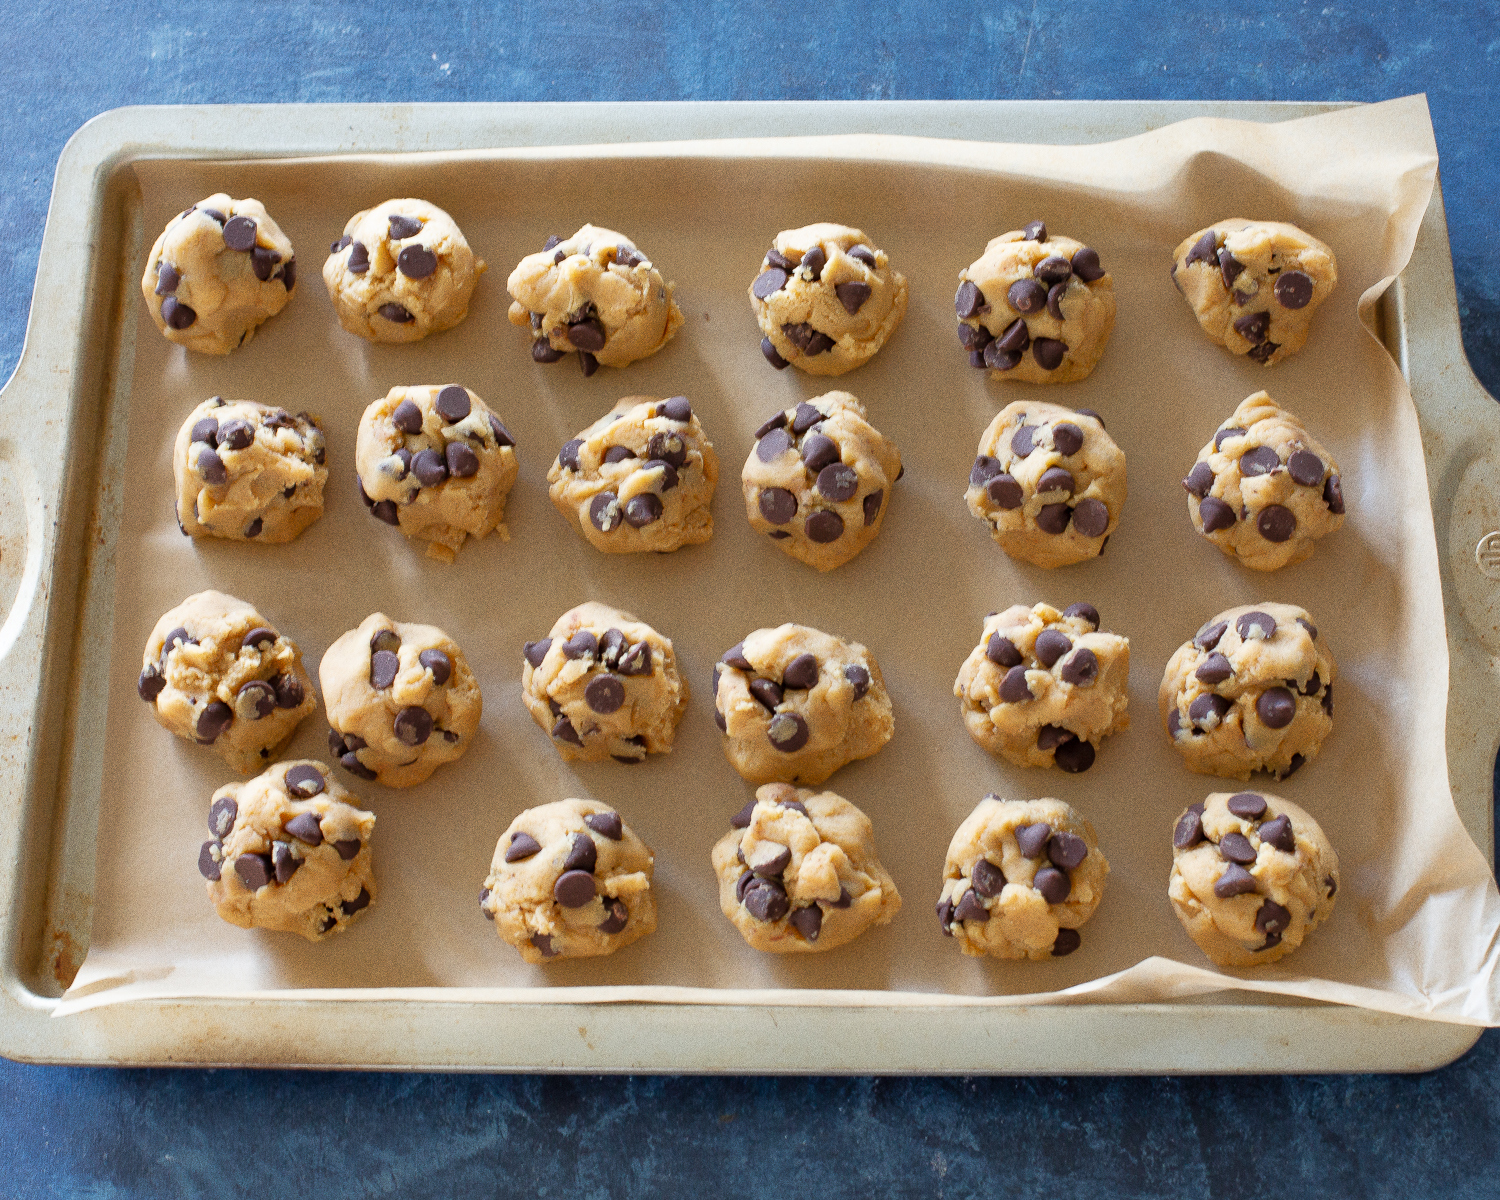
[58,96,1500,1024]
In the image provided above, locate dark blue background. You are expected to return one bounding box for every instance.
[3,4,1498,1196]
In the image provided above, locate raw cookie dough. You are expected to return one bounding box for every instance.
[198,759,376,942]
[141,193,297,355]
[967,401,1124,567]
[355,384,519,563]
[742,391,902,572]
[1160,602,1335,781]
[480,798,656,963]
[711,782,902,954]
[955,220,1115,383]
[506,224,682,375]
[936,794,1109,960]
[1169,789,1339,967]
[323,198,485,343]
[1171,219,1337,365]
[321,613,482,788]
[137,591,317,774]
[953,601,1130,774]
[547,395,717,553]
[521,602,688,764]
[750,223,908,376]
[174,396,327,543]
[1182,391,1345,571]
[714,624,893,786]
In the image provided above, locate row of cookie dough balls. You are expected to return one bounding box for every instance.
[141,197,1337,381]
[195,760,1338,976]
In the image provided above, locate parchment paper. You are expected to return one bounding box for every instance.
[58,95,1500,1025]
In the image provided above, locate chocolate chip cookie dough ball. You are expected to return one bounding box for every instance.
[1183,391,1345,571]
[137,591,316,774]
[547,396,717,553]
[198,760,376,941]
[750,223,908,375]
[714,624,893,786]
[321,613,482,788]
[1160,603,1334,781]
[936,795,1108,960]
[142,194,296,354]
[355,384,519,564]
[955,220,1115,383]
[174,397,327,543]
[1169,790,1339,967]
[521,603,688,764]
[711,783,902,954]
[480,799,656,963]
[1171,219,1337,365]
[967,401,1124,567]
[507,224,683,375]
[954,602,1130,774]
[323,199,485,343]
[743,392,902,572]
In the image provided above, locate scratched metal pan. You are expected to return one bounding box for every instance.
[0,102,1493,1073]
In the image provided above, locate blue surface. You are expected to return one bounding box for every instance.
[3,3,1500,1196]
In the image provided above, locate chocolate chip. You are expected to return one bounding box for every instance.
[394,705,433,746]
[1247,340,1281,364]
[1052,928,1082,956]
[840,244,875,270]
[936,898,955,934]
[250,245,282,281]
[369,649,400,690]
[190,417,220,448]
[1174,803,1206,849]
[1220,831,1258,864]
[1184,461,1216,497]
[340,752,377,780]
[722,643,754,671]
[999,665,1032,703]
[437,441,477,480]
[1195,621,1228,652]
[983,342,1021,371]
[1043,831,1086,871]
[953,889,988,922]
[833,280,872,315]
[715,708,728,731]
[816,463,859,503]
[1011,425,1035,458]
[588,492,622,532]
[1214,863,1257,898]
[781,406,822,440]
[197,446,227,486]
[1047,282,1068,321]
[748,841,792,877]
[426,386,469,425]
[1224,792,1266,820]
[1228,312,1272,348]
[1188,693,1233,728]
[531,933,557,958]
[1214,429,1246,455]
[1323,474,1344,514]
[585,674,625,714]
[734,868,754,901]
[1185,229,1219,267]
[388,214,422,239]
[488,415,515,448]
[234,853,273,891]
[598,628,627,668]
[1274,270,1314,309]
[1051,423,1085,457]
[523,639,552,669]
[752,268,788,299]
[1032,338,1066,371]
[533,340,565,363]
[553,869,596,908]
[1071,247,1104,281]
[558,439,584,471]
[743,877,790,922]
[346,241,370,273]
[1062,602,1100,631]
[562,833,598,876]
[980,636,1018,671]
[958,321,992,351]
[1060,648,1098,686]
[955,281,986,319]
[781,322,834,355]
[1240,446,1280,477]
[1217,249,1246,290]
[1325,875,1338,898]
[198,841,222,881]
[1021,220,1047,242]
[1198,496,1236,532]
[862,490,884,526]
[1259,814,1295,853]
[1287,450,1324,487]
[756,427,793,463]
[986,474,1024,509]
[208,795,238,839]
[195,701,233,743]
[1034,629,1072,668]
[1254,899,1292,938]
[730,801,757,829]
[782,653,819,690]
[222,215,257,251]
[506,831,542,862]
[650,396,690,425]
[767,711,810,752]
[234,680,276,721]
[995,318,1030,355]
[1256,687,1296,729]
[1256,505,1296,543]
[1008,278,1047,314]
[1196,653,1233,685]
[761,337,790,369]
[1168,707,1184,737]
[567,318,606,352]
[806,511,844,543]
[617,641,652,677]
[278,814,324,856]
[843,664,871,701]
[583,812,623,844]
[390,242,437,279]
[1034,867,1070,904]
[417,649,452,686]
[137,664,165,702]
[958,860,1003,903]
[801,433,840,473]
[563,631,598,660]
[622,493,662,528]
[614,246,643,269]
[1301,671,1322,698]
[1054,737,1095,773]
[1035,254,1072,285]
[800,245,827,280]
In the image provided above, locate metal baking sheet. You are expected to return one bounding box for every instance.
[0,101,1493,1073]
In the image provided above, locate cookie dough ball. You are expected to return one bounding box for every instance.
[1172,219,1337,365]
[743,392,902,572]
[967,401,1124,567]
[137,591,316,774]
[1169,790,1339,967]
[936,794,1109,960]
[714,625,893,786]
[1160,603,1335,781]
[355,384,519,563]
[507,224,682,375]
[1182,391,1345,571]
[955,221,1115,383]
[197,760,375,941]
[323,199,485,343]
[547,395,717,553]
[750,223,908,376]
[480,799,656,963]
[954,601,1130,774]
[521,602,688,764]
[711,783,901,953]
[141,194,297,355]
[174,396,327,543]
[321,613,482,788]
